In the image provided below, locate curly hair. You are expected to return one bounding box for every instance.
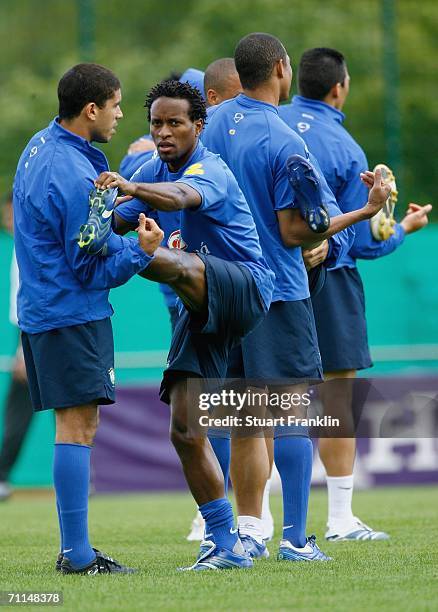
[144,80,207,123]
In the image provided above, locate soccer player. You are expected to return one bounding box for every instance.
[13,63,169,574]
[279,47,432,541]
[202,33,391,561]
[119,68,205,180]
[118,69,206,330]
[204,58,242,107]
[92,79,276,570]
[185,57,244,541]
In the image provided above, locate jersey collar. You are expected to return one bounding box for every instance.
[49,117,109,164]
[165,140,206,177]
[235,93,279,115]
[291,95,345,124]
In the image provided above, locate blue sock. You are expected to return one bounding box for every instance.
[208,432,231,495]
[274,428,312,548]
[56,500,64,553]
[199,497,238,551]
[53,443,95,569]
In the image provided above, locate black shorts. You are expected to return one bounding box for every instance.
[22,318,115,411]
[227,298,323,384]
[160,254,267,404]
[311,267,372,372]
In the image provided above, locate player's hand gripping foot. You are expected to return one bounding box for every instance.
[277,535,332,561]
[360,167,392,218]
[77,187,118,255]
[286,154,330,233]
[60,549,137,575]
[180,541,253,571]
[325,517,390,542]
[370,164,397,240]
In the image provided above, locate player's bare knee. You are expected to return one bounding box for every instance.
[173,251,205,286]
[55,404,98,445]
[170,428,196,454]
[170,419,202,456]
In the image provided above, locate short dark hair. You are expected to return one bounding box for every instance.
[144,80,207,122]
[204,58,237,94]
[234,33,287,89]
[298,48,347,100]
[58,63,120,120]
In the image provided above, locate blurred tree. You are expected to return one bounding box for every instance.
[0,0,436,216]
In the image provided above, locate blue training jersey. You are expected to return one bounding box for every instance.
[279,96,405,269]
[119,145,155,180]
[202,94,350,302]
[13,118,152,334]
[116,141,275,309]
[119,147,180,309]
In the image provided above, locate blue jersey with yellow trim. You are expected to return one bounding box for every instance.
[118,148,180,308]
[116,141,274,309]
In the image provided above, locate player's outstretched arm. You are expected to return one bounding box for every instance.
[278,168,391,250]
[95,171,201,212]
[400,203,432,234]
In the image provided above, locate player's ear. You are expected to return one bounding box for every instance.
[83,102,98,122]
[275,58,285,79]
[207,89,218,106]
[331,83,342,100]
[194,118,204,136]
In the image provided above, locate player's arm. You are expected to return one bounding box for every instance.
[349,203,431,259]
[336,154,406,260]
[48,175,161,290]
[95,171,201,211]
[277,169,391,249]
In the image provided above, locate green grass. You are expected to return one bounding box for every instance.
[0,487,437,611]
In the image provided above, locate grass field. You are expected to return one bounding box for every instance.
[0,486,437,611]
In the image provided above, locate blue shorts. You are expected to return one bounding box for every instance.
[308,265,327,298]
[168,305,179,334]
[22,318,116,412]
[311,266,372,372]
[160,253,267,404]
[227,298,323,384]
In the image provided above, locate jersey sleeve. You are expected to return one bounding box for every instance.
[47,170,152,291]
[271,132,310,212]
[325,201,355,269]
[272,141,299,211]
[337,150,406,259]
[119,149,155,180]
[349,220,405,259]
[307,152,356,268]
[335,151,369,213]
[176,158,227,212]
